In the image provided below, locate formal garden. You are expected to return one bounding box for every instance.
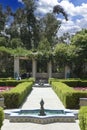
[0,78,87,129]
[0,0,87,129]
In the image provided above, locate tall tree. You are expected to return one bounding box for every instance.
[0,5,13,34]
[38,38,51,52]
[0,5,6,32]
[71,29,87,77]
[39,13,61,47]
[58,32,71,44]
[39,5,68,47]
[9,0,39,49]
[71,29,87,59]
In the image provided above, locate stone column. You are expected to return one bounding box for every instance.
[32,59,37,79]
[65,65,70,79]
[48,61,52,78]
[14,57,19,78]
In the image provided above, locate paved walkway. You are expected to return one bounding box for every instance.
[2,87,80,130]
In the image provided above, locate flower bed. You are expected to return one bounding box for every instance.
[73,87,87,91]
[0,86,14,92]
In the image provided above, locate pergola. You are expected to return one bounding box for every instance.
[14,56,71,79]
[0,47,71,79]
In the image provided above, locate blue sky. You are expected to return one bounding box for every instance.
[71,0,87,6]
[0,0,87,36]
[0,0,23,11]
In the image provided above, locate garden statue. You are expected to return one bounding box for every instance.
[39,99,46,116]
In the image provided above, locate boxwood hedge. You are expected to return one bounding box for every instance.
[49,78,87,87]
[0,77,35,86]
[51,81,87,109]
[79,106,87,130]
[0,107,4,129]
[2,82,33,108]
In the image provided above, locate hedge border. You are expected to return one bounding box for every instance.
[0,107,4,129]
[0,77,35,86]
[2,82,33,108]
[79,106,87,130]
[51,81,87,109]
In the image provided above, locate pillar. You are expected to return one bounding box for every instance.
[32,59,37,79]
[48,61,52,78]
[14,57,19,78]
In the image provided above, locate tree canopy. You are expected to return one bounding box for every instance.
[0,1,87,78]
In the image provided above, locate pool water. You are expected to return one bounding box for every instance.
[18,109,66,116]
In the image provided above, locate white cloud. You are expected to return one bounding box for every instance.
[58,20,81,36]
[37,0,87,35]
[38,0,58,7]
[76,18,87,29]
[18,0,23,4]
[18,0,22,2]
[58,0,87,36]
[18,0,87,36]
[36,0,59,15]
[60,0,75,16]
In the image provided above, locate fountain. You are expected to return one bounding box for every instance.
[4,99,77,124]
[39,99,46,116]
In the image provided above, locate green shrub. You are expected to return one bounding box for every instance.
[79,106,87,130]
[2,82,33,108]
[79,80,87,87]
[0,107,4,129]
[49,78,80,87]
[51,82,75,108]
[49,78,87,87]
[51,81,87,109]
[0,77,35,86]
[62,80,79,87]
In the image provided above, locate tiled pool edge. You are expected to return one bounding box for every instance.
[9,115,75,124]
[4,109,77,124]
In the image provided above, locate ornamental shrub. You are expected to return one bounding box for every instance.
[0,107,4,129]
[49,78,87,87]
[0,78,35,86]
[51,81,87,109]
[2,82,33,108]
[79,106,87,130]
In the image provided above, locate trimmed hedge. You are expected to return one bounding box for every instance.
[0,107,4,129]
[49,78,87,87]
[2,82,33,108]
[0,80,22,86]
[79,106,87,130]
[51,81,87,109]
[0,77,35,86]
